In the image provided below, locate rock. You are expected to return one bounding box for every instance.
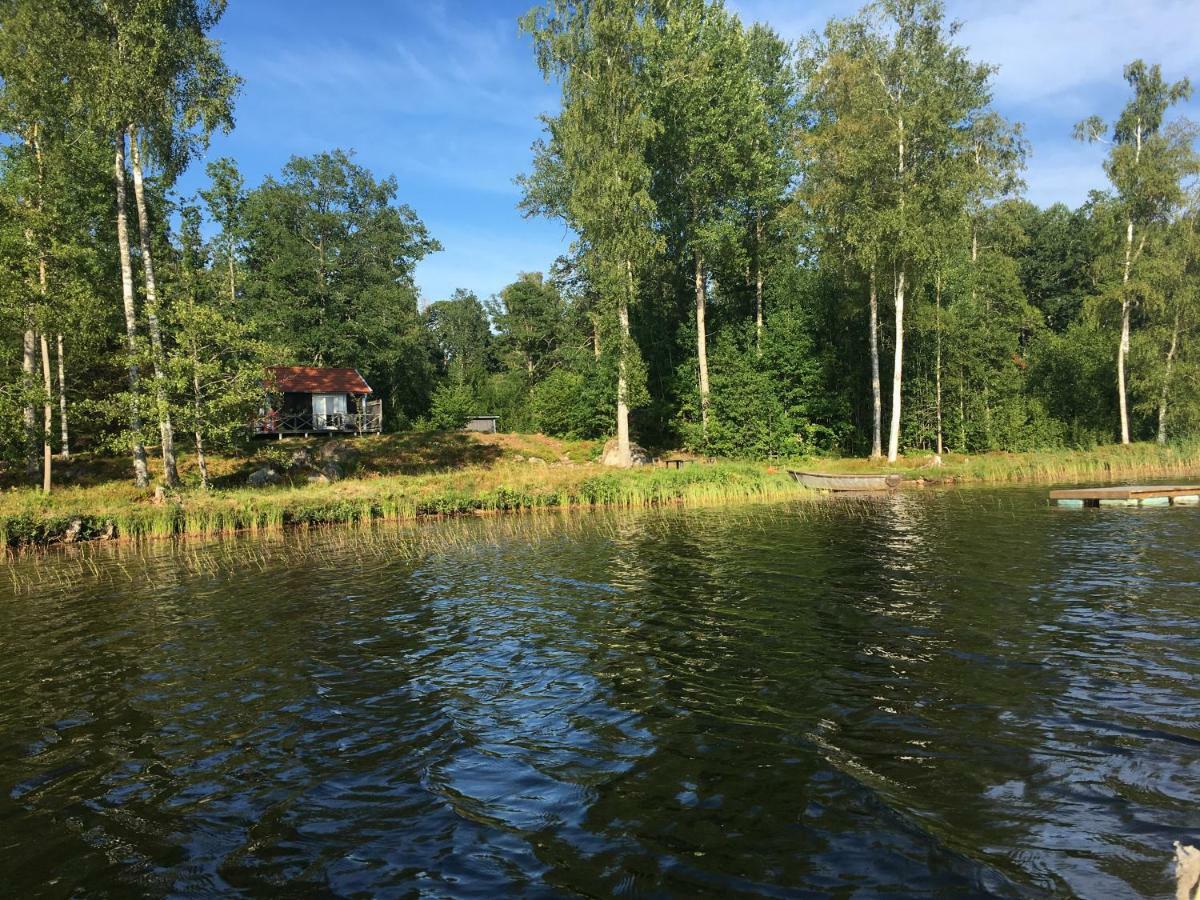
[527,456,548,467]
[307,471,330,485]
[289,449,315,470]
[320,440,360,467]
[601,438,653,468]
[62,518,84,543]
[513,454,526,462]
[320,461,343,482]
[247,466,282,487]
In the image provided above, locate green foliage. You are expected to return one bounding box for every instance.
[3,0,1200,492]
[241,149,441,427]
[425,289,492,386]
[428,382,476,431]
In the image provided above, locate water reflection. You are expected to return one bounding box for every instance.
[2,491,1197,896]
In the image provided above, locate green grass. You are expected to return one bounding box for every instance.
[0,458,805,549]
[5,434,1200,550]
[793,441,1200,484]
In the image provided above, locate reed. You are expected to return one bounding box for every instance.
[6,440,1199,551]
[797,441,1200,485]
[1,461,805,549]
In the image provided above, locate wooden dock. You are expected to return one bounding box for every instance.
[1050,485,1200,507]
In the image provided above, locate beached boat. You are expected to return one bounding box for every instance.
[788,470,903,492]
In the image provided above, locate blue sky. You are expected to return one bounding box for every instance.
[177,0,1200,306]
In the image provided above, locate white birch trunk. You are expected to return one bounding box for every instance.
[114,130,151,487]
[888,111,906,464]
[935,273,943,456]
[755,213,764,357]
[1119,216,1134,445]
[869,266,882,459]
[128,126,179,486]
[23,325,38,480]
[56,334,69,458]
[1117,120,1144,446]
[192,363,210,489]
[694,252,710,438]
[39,332,52,494]
[887,266,906,463]
[1157,310,1181,445]
[614,260,633,467]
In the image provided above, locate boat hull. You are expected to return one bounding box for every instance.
[788,470,903,492]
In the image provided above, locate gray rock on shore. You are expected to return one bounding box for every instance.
[600,438,653,468]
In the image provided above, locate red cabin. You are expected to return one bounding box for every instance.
[255,366,383,437]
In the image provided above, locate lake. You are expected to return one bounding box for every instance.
[2,486,1198,897]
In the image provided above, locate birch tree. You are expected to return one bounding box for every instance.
[521,0,662,466]
[804,0,993,462]
[0,0,90,490]
[172,204,273,488]
[89,0,240,486]
[648,0,755,441]
[1139,207,1200,444]
[799,25,894,458]
[199,157,246,307]
[1076,62,1193,444]
[743,24,799,356]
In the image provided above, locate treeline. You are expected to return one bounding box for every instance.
[516,0,1200,465]
[1,1,1198,492]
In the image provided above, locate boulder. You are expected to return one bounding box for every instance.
[247,466,282,487]
[320,461,343,482]
[288,448,315,470]
[527,456,548,467]
[601,438,653,468]
[320,440,360,467]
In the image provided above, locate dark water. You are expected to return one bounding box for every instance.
[2,487,1199,898]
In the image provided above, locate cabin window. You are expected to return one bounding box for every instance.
[312,393,347,428]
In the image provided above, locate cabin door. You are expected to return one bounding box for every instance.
[312,393,347,429]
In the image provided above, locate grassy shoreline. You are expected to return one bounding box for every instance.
[0,461,804,549]
[3,436,1200,550]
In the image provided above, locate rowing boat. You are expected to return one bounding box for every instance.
[788,470,903,492]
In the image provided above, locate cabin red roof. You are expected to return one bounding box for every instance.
[269,366,373,394]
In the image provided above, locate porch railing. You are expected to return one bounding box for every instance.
[254,400,383,435]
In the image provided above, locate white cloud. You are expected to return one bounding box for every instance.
[954,0,1200,108]
[735,0,1200,206]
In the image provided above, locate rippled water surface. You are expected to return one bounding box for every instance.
[3,487,1200,897]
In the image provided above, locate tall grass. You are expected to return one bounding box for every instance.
[1,462,805,550]
[799,441,1200,484]
[6,441,1200,551]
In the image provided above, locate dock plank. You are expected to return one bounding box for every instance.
[1050,484,1200,503]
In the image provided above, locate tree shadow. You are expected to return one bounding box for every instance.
[355,431,504,475]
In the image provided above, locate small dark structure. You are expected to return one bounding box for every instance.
[464,416,499,434]
[254,366,383,437]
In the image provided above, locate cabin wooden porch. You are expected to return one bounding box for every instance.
[254,399,383,437]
